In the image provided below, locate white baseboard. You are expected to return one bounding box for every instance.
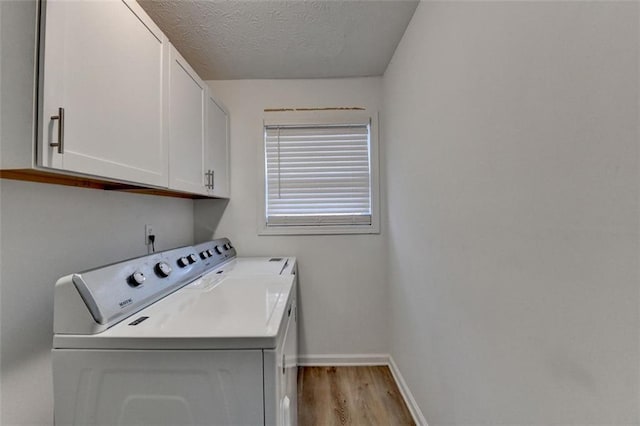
[297,354,427,426]
[297,353,389,366]
[388,356,428,426]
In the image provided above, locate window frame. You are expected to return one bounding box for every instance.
[258,110,380,236]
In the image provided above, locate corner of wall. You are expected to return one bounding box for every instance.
[193,198,229,243]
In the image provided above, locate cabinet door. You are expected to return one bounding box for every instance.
[168,45,207,194]
[205,92,230,198]
[39,0,168,187]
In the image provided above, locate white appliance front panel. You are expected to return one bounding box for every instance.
[283,294,298,426]
[53,349,264,426]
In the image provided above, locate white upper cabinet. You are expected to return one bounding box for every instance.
[167,44,207,194]
[39,0,169,187]
[2,0,230,198]
[205,92,230,198]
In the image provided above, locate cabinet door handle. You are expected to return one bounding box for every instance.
[204,170,215,190]
[211,169,214,190]
[204,170,214,189]
[282,354,286,374]
[50,107,65,154]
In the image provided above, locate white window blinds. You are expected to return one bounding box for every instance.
[265,123,372,226]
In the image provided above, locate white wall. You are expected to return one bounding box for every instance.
[383,2,639,424]
[0,181,195,425]
[197,78,388,357]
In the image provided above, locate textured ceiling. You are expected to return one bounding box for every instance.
[139,0,419,80]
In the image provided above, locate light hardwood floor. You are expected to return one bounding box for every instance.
[297,366,415,426]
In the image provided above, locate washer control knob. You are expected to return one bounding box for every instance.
[129,271,146,287]
[214,246,222,255]
[200,251,209,259]
[188,253,198,263]
[155,261,172,277]
[206,249,215,257]
[178,257,190,267]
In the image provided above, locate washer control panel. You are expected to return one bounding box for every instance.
[193,238,237,269]
[62,238,237,332]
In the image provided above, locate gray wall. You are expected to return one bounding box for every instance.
[383,2,639,424]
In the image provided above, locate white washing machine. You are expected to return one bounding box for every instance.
[193,238,299,426]
[52,238,297,426]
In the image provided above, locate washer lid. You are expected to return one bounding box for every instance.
[214,257,293,275]
[53,273,295,350]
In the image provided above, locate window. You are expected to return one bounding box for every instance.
[260,111,379,235]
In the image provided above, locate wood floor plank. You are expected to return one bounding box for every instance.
[370,366,414,424]
[300,366,332,425]
[328,367,351,425]
[353,366,384,425]
[297,366,415,426]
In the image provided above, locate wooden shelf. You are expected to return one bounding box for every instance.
[0,169,213,200]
